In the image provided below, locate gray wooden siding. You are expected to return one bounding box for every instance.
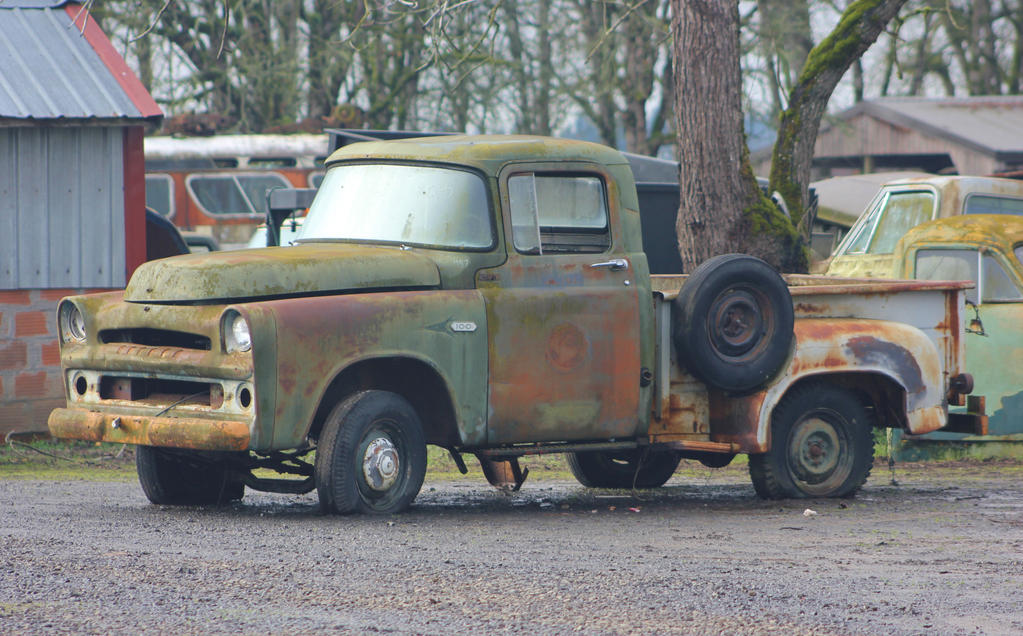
[1,126,124,289]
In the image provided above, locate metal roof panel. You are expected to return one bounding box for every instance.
[864,97,1023,157]
[0,2,158,121]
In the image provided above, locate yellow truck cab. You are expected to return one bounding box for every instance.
[826,175,1023,279]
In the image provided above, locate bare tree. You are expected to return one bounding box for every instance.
[769,0,908,233]
[672,0,802,272]
[755,0,813,121]
[303,0,359,121]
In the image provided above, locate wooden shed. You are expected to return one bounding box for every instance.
[0,1,162,437]
[812,96,1023,177]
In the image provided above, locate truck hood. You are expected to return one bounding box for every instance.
[125,244,441,303]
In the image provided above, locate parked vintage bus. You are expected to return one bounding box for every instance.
[144,134,328,247]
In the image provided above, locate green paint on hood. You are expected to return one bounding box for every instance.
[125,244,440,303]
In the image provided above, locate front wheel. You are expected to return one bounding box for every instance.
[566,448,680,489]
[315,390,427,515]
[136,446,245,505]
[749,384,874,499]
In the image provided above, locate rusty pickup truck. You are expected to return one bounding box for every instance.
[48,135,982,513]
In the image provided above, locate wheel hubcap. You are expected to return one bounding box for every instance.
[362,436,400,492]
[790,416,843,486]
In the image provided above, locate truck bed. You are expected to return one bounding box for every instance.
[649,273,973,451]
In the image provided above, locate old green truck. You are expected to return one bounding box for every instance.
[49,136,982,513]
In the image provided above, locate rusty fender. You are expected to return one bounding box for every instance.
[753,318,948,448]
[244,289,489,449]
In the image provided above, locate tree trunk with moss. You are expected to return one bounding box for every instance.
[672,0,805,273]
[769,0,907,233]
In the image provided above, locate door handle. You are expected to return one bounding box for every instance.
[590,258,629,271]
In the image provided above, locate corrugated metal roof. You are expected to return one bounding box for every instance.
[851,97,1023,159]
[0,0,161,122]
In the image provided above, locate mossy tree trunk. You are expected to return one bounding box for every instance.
[671,0,805,273]
[769,0,908,233]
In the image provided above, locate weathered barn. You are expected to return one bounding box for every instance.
[0,0,162,437]
[754,96,1023,179]
[811,96,1023,177]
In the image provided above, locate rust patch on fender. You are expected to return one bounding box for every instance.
[708,390,767,453]
[845,336,925,396]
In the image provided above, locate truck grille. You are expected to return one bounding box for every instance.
[97,376,224,409]
[100,328,211,351]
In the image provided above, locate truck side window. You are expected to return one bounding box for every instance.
[982,254,1023,301]
[915,248,1023,303]
[964,195,1023,215]
[915,249,978,304]
[508,174,610,254]
[865,191,935,254]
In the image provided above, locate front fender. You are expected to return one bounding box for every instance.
[247,290,488,449]
[752,319,947,448]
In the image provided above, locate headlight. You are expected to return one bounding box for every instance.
[223,310,252,353]
[59,302,87,344]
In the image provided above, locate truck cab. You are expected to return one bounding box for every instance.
[826,175,1023,279]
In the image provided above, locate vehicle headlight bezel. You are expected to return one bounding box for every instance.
[222,309,252,353]
[58,301,87,344]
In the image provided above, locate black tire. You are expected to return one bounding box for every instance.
[566,448,680,489]
[674,254,794,394]
[748,384,874,499]
[315,390,427,515]
[136,446,245,505]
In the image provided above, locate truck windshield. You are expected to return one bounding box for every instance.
[297,163,493,250]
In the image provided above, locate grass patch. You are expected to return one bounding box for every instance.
[2,440,742,484]
[0,440,578,483]
[0,440,137,481]
[425,445,574,481]
[9,438,1016,486]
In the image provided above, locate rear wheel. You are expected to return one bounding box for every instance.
[315,390,427,515]
[136,446,245,505]
[749,384,874,499]
[566,448,680,489]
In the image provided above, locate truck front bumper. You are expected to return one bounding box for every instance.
[48,408,251,451]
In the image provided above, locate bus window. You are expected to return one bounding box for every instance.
[187,173,290,216]
[145,174,174,218]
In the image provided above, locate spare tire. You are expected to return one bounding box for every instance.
[673,254,794,394]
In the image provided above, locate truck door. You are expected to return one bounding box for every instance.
[479,164,642,444]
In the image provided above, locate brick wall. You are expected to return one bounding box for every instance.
[0,288,113,438]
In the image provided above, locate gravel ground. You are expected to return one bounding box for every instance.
[2,460,1022,635]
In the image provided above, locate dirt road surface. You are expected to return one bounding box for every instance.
[2,459,1022,635]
